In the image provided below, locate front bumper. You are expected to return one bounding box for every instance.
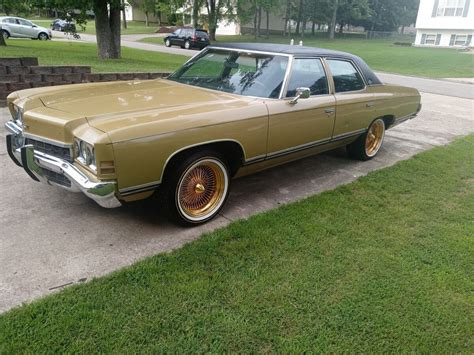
[5,120,121,208]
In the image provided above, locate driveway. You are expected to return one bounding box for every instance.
[1,91,473,313]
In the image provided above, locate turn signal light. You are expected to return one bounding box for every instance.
[100,161,115,175]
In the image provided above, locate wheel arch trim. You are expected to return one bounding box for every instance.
[160,139,247,182]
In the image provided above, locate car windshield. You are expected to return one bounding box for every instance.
[168,49,289,99]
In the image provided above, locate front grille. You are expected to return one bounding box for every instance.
[25,138,72,162]
[42,169,72,188]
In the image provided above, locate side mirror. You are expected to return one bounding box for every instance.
[289,87,310,104]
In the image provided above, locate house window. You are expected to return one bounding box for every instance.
[437,0,466,16]
[449,34,473,46]
[455,34,467,45]
[424,34,438,44]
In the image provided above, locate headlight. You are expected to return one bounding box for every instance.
[74,138,96,171]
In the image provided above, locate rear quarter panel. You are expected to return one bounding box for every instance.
[368,84,421,123]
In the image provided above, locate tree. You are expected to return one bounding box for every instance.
[93,0,122,58]
[129,0,156,26]
[0,25,6,46]
[204,0,233,40]
[328,0,338,39]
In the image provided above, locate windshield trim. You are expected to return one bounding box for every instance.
[174,47,294,99]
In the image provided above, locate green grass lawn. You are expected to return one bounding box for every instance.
[0,40,187,73]
[140,34,474,78]
[28,18,158,35]
[1,134,473,353]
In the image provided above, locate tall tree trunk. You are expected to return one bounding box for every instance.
[121,0,127,29]
[266,9,270,37]
[253,3,257,39]
[301,19,306,38]
[329,0,338,39]
[192,0,199,27]
[257,6,262,37]
[93,0,121,59]
[0,26,6,46]
[145,11,149,26]
[283,0,290,36]
[207,0,217,41]
[311,22,315,35]
[339,22,344,34]
[295,0,303,35]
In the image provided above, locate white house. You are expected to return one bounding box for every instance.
[415,0,473,47]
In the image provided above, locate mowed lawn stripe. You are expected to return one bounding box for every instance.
[0,135,473,352]
[1,40,187,73]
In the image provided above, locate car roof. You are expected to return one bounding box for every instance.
[207,42,382,85]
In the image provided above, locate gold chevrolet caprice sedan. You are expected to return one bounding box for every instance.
[5,43,421,225]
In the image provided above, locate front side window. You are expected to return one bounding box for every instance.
[327,59,365,93]
[169,49,289,99]
[286,58,328,97]
[18,19,32,26]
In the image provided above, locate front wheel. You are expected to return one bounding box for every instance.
[165,39,171,47]
[184,40,191,49]
[38,32,49,40]
[162,151,230,226]
[347,118,385,161]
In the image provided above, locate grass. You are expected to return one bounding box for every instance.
[140,34,474,78]
[27,18,159,35]
[1,134,473,353]
[0,40,187,73]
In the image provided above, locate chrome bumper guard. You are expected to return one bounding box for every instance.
[5,121,121,208]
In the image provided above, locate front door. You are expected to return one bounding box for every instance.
[266,57,336,157]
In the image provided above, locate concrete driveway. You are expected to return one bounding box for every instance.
[1,91,473,313]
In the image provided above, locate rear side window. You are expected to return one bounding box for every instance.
[286,58,328,97]
[327,59,365,93]
[196,30,208,38]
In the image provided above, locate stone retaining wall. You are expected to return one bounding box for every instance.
[0,57,170,107]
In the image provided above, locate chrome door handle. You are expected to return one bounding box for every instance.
[325,108,335,114]
[366,102,374,107]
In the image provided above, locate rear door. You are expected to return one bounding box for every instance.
[4,18,22,37]
[325,58,376,138]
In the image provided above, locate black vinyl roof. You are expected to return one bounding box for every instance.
[208,42,382,85]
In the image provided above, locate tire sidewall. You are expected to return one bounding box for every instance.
[165,39,171,47]
[184,40,191,49]
[38,33,48,40]
[163,151,231,226]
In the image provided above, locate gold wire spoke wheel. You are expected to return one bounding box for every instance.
[365,119,385,157]
[176,158,228,222]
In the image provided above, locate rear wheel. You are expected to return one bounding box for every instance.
[347,118,385,161]
[162,151,230,226]
[38,32,49,40]
[165,39,171,47]
[1,30,9,39]
[184,40,191,49]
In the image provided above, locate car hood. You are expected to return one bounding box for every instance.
[30,79,260,142]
